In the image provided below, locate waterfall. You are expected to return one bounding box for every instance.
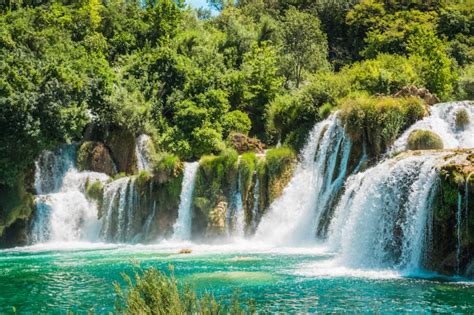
[229,168,245,238]
[391,101,474,153]
[172,162,199,241]
[254,115,353,245]
[31,146,109,243]
[100,177,140,242]
[456,192,463,275]
[135,134,153,172]
[327,152,446,271]
[250,175,260,232]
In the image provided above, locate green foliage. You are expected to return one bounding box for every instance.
[0,177,33,237]
[458,64,474,99]
[279,8,329,88]
[239,152,258,200]
[262,147,296,202]
[114,264,255,314]
[153,153,183,182]
[407,130,444,150]
[0,0,471,186]
[222,110,252,137]
[85,179,104,203]
[407,28,456,98]
[340,95,427,157]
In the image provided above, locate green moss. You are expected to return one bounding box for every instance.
[152,153,183,184]
[263,147,296,203]
[407,130,444,150]
[192,149,238,235]
[136,170,153,188]
[455,108,470,130]
[0,177,34,238]
[339,95,427,157]
[239,152,258,201]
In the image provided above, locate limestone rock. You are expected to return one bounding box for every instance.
[105,128,138,174]
[206,201,227,238]
[228,133,265,154]
[393,85,440,106]
[77,141,116,176]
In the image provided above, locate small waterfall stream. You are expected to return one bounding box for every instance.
[135,134,153,172]
[172,162,199,241]
[456,192,463,275]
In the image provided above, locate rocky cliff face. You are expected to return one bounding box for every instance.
[428,150,474,277]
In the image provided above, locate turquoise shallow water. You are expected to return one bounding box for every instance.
[0,242,473,313]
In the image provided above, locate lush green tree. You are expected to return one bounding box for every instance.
[407,28,456,98]
[279,7,329,88]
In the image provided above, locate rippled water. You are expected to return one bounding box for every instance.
[1,242,473,313]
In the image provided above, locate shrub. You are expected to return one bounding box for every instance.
[407,130,444,150]
[340,95,427,157]
[114,264,256,314]
[455,108,471,129]
[153,153,183,183]
[263,147,296,202]
[222,110,252,137]
[318,103,333,119]
[342,54,422,95]
[458,64,474,99]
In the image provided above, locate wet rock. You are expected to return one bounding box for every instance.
[206,201,227,238]
[105,127,138,175]
[228,133,265,154]
[77,141,116,176]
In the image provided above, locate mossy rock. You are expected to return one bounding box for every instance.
[407,130,443,151]
[152,153,183,184]
[77,141,116,176]
[0,178,34,240]
[455,108,470,130]
[340,95,427,158]
[85,179,104,213]
[105,127,138,175]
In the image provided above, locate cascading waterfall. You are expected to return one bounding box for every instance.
[250,175,260,232]
[31,146,109,243]
[172,162,199,241]
[391,101,474,153]
[135,134,153,172]
[255,115,354,245]
[100,177,140,242]
[327,152,446,271]
[456,192,463,275]
[229,168,245,238]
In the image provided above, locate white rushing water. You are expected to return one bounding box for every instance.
[255,114,354,245]
[31,146,109,243]
[135,134,154,172]
[327,152,446,271]
[172,162,200,241]
[391,101,474,153]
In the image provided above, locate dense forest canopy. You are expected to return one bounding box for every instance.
[0,0,472,187]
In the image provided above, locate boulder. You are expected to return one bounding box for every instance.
[407,130,444,151]
[105,128,138,174]
[393,85,440,106]
[77,141,116,176]
[206,201,227,238]
[228,133,265,154]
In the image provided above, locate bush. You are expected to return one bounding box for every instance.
[153,153,183,183]
[407,130,444,150]
[114,264,256,314]
[222,110,252,136]
[455,108,471,130]
[458,64,474,99]
[342,54,422,95]
[340,95,427,157]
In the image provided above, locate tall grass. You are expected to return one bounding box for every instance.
[114,264,256,315]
